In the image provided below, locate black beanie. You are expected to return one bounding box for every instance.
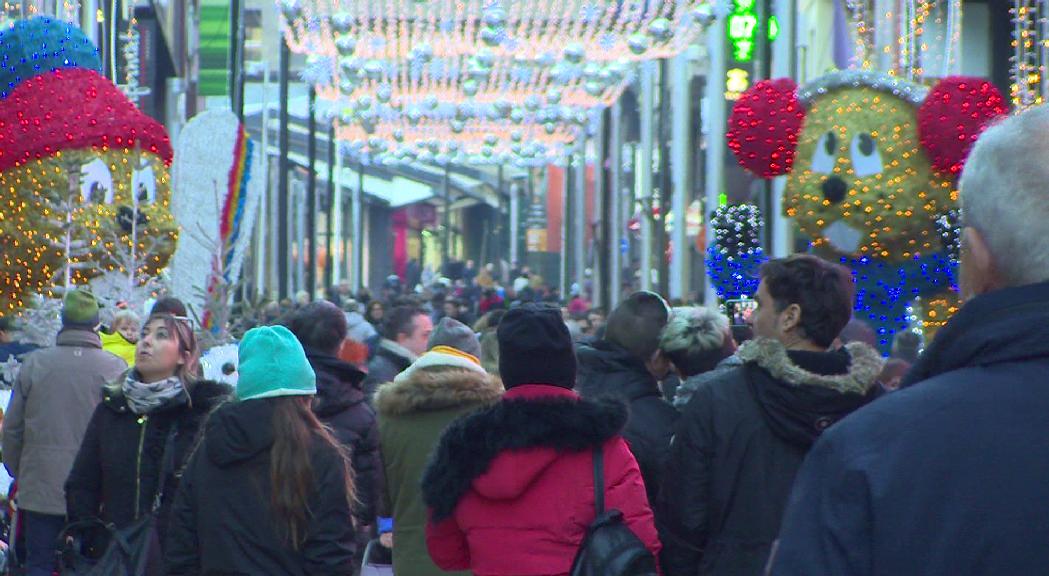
[498,303,577,389]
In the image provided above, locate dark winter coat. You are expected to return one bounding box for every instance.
[658,338,882,576]
[305,349,384,528]
[421,384,661,576]
[374,362,503,576]
[362,340,415,402]
[576,340,679,504]
[770,281,1049,576]
[166,398,356,576]
[65,377,231,552]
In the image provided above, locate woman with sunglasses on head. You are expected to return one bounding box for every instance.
[64,314,231,575]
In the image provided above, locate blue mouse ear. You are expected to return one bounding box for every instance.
[0,16,102,99]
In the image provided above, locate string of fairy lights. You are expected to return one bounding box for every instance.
[279,0,716,164]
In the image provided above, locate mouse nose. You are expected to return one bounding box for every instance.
[117,205,149,233]
[821,176,847,204]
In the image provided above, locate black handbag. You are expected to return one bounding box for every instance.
[58,427,177,576]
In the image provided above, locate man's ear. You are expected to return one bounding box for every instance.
[646,349,672,380]
[960,226,1001,301]
[780,303,802,333]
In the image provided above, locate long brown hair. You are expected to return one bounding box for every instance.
[269,396,355,549]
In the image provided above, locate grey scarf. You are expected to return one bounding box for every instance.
[123,372,186,415]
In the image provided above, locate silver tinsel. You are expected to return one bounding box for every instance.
[798,70,929,107]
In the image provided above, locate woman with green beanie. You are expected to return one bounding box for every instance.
[166,325,357,575]
[65,313,230,575]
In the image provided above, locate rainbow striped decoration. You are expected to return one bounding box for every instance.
[221,126,253,277]
[202,124,254,334]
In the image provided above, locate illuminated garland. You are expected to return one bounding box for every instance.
[705,204,766,299]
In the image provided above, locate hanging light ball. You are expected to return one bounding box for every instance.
[563,43,586,64]
[648,18,672,42]
[476,48,496,69]
[360,119,376,134]
[468,64,490,81]
[450,119,466,134]
[546,88,562,105]
[417,150,434,163]
[279,0,302,21]
[524,95,542,112]
[482,6,507,28]
[484,134,499,147]
[338,78,356,94]
[463,79,480,97]
[585,80,605,97]
[455,103,473,120]
[427,140,442,154]
[434,153,450,165]
[692,3,716,26]
[423,95,439,110]
[330,12,353,34]
[410,43,434,63]
[356,94,373,109]
[376,84,392,104]
[367,138,387,154]
[335,35,357,57]
[510,108,525,124]
[338,57,358,77]
[406,108,423,125]
[363,60,384,80]
[482,146,495,158]
[493,101,512,118]
[511,130,524,143]
[480,26,503,47]
[447,141,461,153]
[583,63,602,81]
[392,129,405,143]
[628,32,650,55]
[544,122,557,135]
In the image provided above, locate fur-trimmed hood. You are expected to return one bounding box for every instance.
[374,364,503,416]
[738,338,883,395]
[422,385,627,521]
[736,338,882,447]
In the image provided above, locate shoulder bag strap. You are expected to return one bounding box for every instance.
[592,446,604,516]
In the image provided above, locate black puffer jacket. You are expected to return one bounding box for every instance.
[305,349,384,525]
[575,340,679,504]
[65,379,231,550]
[166,398,356,575]
[657,339,882,576]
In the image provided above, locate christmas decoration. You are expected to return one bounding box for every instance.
[169,109,263,341]
[726,78,803,178]
[200,343,239,387]
[727,70,1007,350]
[0,19,176,314]
[705,204,767,299]
[0,16,101,99]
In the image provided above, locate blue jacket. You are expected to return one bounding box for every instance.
[770,281,1049,576]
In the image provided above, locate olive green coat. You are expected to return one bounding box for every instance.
[375,365,503,576]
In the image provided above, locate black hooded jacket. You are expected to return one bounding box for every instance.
[575,340,680,505]
[65,379,231,553]
[305,350,384,525]
[657,338,882,576]
[166,398,356,576]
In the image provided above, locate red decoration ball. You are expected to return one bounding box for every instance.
[727,78,805,179]
[917,76,1008,176]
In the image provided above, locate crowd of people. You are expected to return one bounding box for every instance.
[0,101,1047,576]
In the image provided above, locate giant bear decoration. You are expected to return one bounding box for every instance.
[726,70,1007,350]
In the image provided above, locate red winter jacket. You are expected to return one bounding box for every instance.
[423,385,661,576]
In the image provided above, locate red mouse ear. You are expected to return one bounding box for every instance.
[727,78,804,179]
[918,76,1008,176]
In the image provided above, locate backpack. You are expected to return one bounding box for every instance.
[569,446,658,576]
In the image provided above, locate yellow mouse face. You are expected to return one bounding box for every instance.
[785,87,955,260]
[0,148,176,311]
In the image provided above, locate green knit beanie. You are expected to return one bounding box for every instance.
[62,289,100,329]
[236,325,317,401]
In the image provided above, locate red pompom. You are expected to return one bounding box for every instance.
[0,68,173,172]
[727,78,805,179]
[918,76,1008,176]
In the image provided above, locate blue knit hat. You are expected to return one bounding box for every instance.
[236,325,316,401]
